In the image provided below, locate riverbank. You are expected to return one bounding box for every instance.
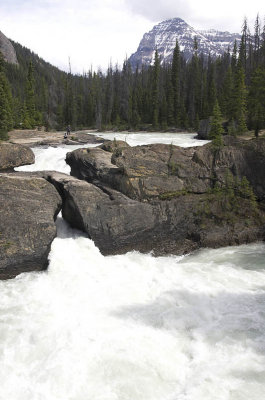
[6,128,196,147]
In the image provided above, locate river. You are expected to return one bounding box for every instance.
[1,132,265,400]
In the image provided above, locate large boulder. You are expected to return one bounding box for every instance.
[42,171,265,257]
[197,118,212,139]
[99,139,130,153]
[66,136,265,202]
[43,172,157,255]
[0,174,62,279]
[0,143,35,171]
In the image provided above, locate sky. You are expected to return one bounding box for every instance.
[0,0,264,73]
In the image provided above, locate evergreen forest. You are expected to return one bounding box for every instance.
[1,16,265,141]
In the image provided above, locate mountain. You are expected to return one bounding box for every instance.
[129,18,241,68]
[0,31,18,64]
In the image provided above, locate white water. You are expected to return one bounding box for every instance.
[3,133,265,400]
[16,144,100,174]
[88,131,210,147]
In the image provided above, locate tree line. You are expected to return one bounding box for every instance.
[1,15,265,141]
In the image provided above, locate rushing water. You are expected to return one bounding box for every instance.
[2,133,265,400]
[89,131,210,147]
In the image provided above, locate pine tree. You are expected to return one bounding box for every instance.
[248,67,265,135]
[0,52,13,140]
[171,39,181,126]
[209,99,224,147]
[254,14,261,67]
[231,63,248,134]
[152,50,160,129]
[25,61,36,128]
[222,65,233,119]
[231,41,238,73]
[239,18,248,73]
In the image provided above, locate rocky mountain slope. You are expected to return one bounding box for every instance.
[0,30,18,64]
[129,18,241,68]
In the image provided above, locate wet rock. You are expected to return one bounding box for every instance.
[197,118,212,139]
[0,174,62,279]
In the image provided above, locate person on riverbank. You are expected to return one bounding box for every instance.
[67,125,71,135]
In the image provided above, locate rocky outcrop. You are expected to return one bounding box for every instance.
[8,130,103,147]
[67,137,265,202]
[0,174,62,279]
[41,170,265,257]
[0,31,18,64]
[197,118,212,140]
[99,139,130,153]
[42,172,158,255]
[59,137,265,255]
[0,143,35,171]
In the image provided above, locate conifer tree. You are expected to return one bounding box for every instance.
[209,99,224,147]
[171,39,181,126]
[248,67,265,135]
[254,14,261,67]
[152,50,160,128]
[239,18,248,73]
[25,61,36,128]
[0,52,13,140]
[222,65,233,119]
[230,63,248,134]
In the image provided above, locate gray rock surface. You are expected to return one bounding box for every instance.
[0,143,35,171]
[99,139,130,153]
[197,118,212,139]
[8,130,103,147]
[42,172,158,255]
[67,137,265,202]
[0,174,61,279]
[0,31,18,64]
[47,135,265,256]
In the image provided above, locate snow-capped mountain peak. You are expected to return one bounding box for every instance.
[129,18,241,68]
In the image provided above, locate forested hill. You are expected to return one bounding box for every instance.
[0,15,265,141]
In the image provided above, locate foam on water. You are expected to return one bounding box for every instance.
[16,144,100,174]
[89,131,210,147]
[3,133,265,399]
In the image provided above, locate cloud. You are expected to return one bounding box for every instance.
[124,0,264,33]
[124,0,191,22]
[0,0,264,73]
[0,0,152,73]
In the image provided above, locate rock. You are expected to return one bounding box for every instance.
[67,137,265,202]
[8,130,104,147]
[42,171,265,257]
[197,118,212,139]
[68,132,104,145]
[0,31,18,64]
[67,143,211,201]
[0,174,62,279]
[0,143,35,171]
[60,137,265,255]
[99,139,130,152]
[42,172,157,255]
[66,147,122,187]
